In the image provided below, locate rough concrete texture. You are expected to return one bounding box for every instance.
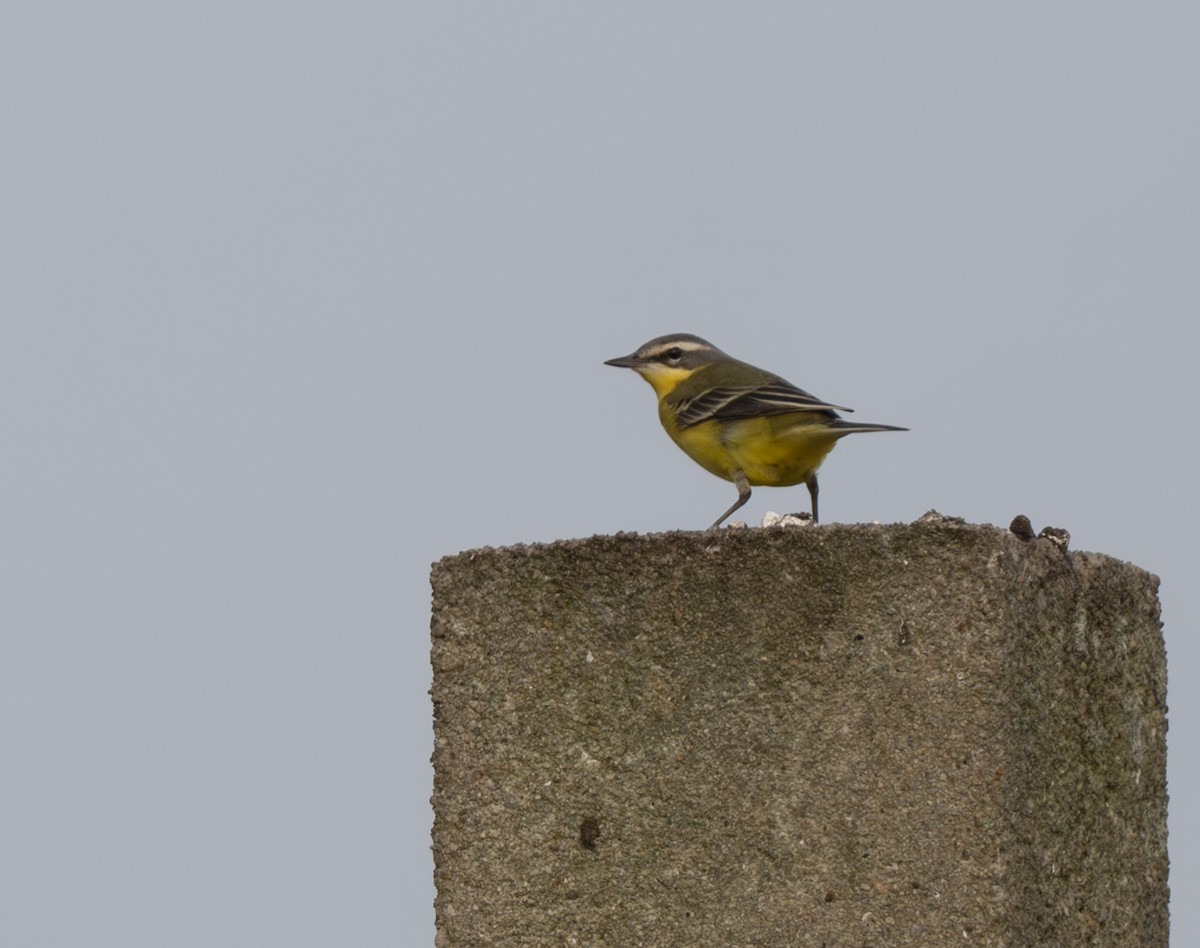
[430,520,1167,946]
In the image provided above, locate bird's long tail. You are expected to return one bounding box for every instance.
[827,419,909,436]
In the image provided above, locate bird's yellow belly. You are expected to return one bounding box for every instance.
[663,413,839,487]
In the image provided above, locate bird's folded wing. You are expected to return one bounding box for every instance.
[674,383,852,427]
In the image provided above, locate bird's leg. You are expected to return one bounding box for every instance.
[806,473,819,524]
[709,470,751,530]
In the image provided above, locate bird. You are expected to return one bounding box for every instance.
[604,333,907,529]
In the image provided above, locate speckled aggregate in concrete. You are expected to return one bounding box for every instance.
[430,521,1167,946]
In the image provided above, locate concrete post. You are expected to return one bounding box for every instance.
[430,520,1167,946]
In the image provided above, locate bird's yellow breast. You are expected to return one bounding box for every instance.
[658,407,840,487]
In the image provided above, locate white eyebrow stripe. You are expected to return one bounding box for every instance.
[643,340,711,358]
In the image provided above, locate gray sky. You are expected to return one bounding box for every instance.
[3,3,1196,944]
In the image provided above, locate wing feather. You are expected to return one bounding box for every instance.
[673,382,852,428]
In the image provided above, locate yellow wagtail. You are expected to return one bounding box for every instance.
[605,333,907,529]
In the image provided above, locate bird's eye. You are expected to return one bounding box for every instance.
[665,347,683,362]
